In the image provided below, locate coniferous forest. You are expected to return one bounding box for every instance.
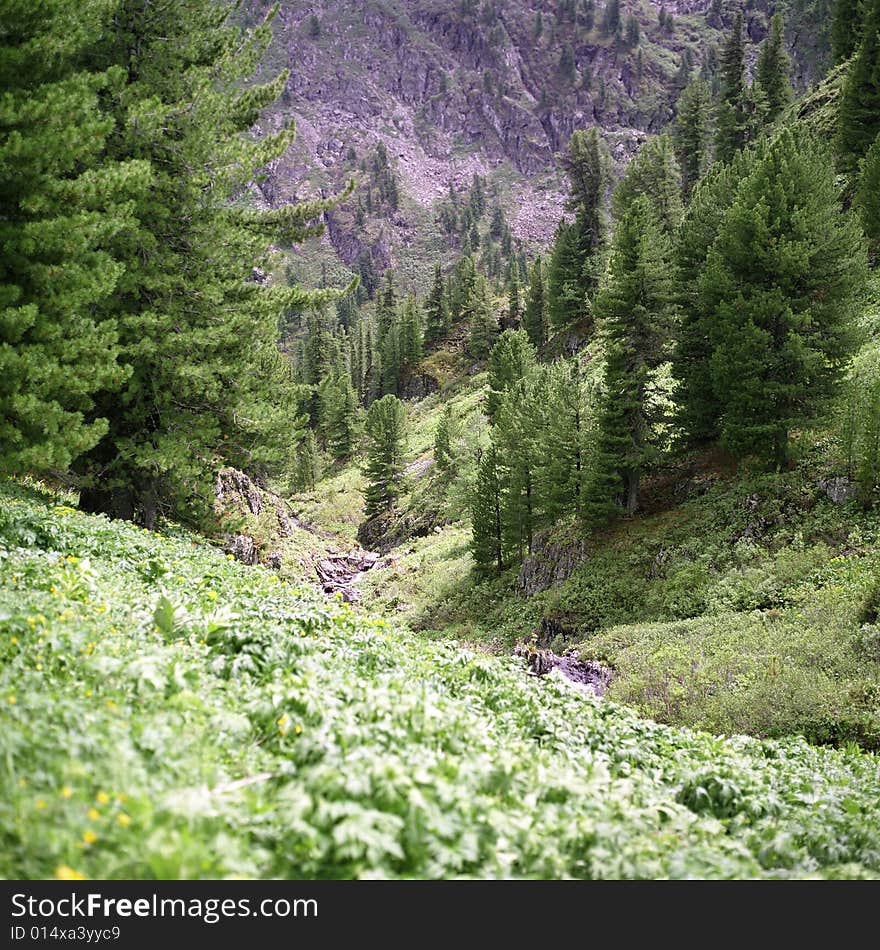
[4,0,880,887]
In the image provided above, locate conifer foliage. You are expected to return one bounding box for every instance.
[0,0,147,474]
[363,394,408,518]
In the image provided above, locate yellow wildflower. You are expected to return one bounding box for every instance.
[295,724,303,735]
[35,799,47,810]
[96,791,110,805]
[55,865,86,881]
[7,696,15,705]
[117,813,132,828]
[61,786,73,799]
[82,830,97,846]
[87,808,100,821]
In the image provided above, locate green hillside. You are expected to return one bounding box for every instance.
[2,480,880,879]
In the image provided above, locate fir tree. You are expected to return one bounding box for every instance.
[704,131,868,468]
[523,257,549,348]
[715,13,748,164]
[602,0,621,36]
[675,78,712,200]
[400,295,424,366]
[376,271,398,341]
[486,330,537,422]
[838,0,880,176]
[471,445,504,570]
[755,13,793,124]
[363,394,407,517]
[0,0,146,474]
[77,1,336,527]
[585,197,676,521]
[507,259,523,328]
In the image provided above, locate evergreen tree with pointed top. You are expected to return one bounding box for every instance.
[715,12,748,164]
[675,78,712,200]
[523,257,549,348]
[471,445,504,570]
[324,373,360,461]
[77,0,336,527]
[755,13,793,124]
[548,129,609,332]
[376,271,398,341]
[584,197,677,522]
[856,132,880,258]
[612,133,683,235]
[705,131,868,468]
[486,330,537,423]
[290,429,320,492]
[507,259,523,328]
[434,403,462,478]
[424,264,450,345]
[363,394,407,517]
[673,147,762,448]
[467,276,499,359]
[838,0,880,176]
[832,0,864,63]
[0,0,147,475]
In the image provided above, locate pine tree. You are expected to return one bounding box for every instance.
[424,265,450,345]
[376,271,398,341]
[755,13,793,124]
[77,1,335,526]
[471,445,504,570]
[486,330,537,422]
[673,148,761,447]
[856,132,880,257]
[324,374,360,461]
[832,0,864,63]
[675,78,712,200]
[612,133,683,235]
[434,404,461,478]
[466,276,499,359]
[291,430,321,491]
[704,131,868,468]
[538,360,594,521]
[838,0,880,176]
[523,257,549,348]
[0,0,147,475]
[584,197,676,521]
[506,259,523,328]
[363,394,407,517]
[715,13,748,165]
[548,128,609,331]
[602,0,621,36]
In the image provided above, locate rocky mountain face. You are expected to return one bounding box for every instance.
[247,0,831,286]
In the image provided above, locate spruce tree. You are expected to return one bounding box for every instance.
[291,430,320,491]
[755,13,793,124]
[584,197,676,520]
[424,264,450,345]
[376,271,398,341]
[486,330,537,422]
[471,445,504,571]
[715,13,748,165]
[363,394,407,517]
[0,0,146,474]
[704,131,867,468]
[77,1,335,526]
[675,78,712,200]
[325,374,360,461]
[523,257,549,348]
[838,0,880,176]
[856,132,880,258]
